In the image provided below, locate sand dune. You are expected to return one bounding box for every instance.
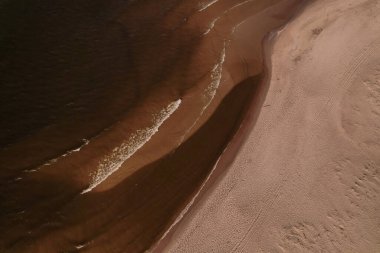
[159,0,380,252]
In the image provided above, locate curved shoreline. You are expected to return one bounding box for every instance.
[0,1,310,252]
[156,0,380,252]
[149,2,311,251]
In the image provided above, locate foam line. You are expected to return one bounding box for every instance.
[82,99,182,194]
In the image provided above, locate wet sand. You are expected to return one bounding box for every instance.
[150,15,281,253]
[1,76,257,253]
[161,0,380,252]
[0,0,306,252]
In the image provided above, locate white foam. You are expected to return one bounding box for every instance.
[203,17,220,35]
[45,139,90,164]
[25,139,90,173]
[206,43,226,102]
[179,43,226,144]
[82,99,182,194]
[231,19,247,34]
[232,0,252,10]
[202,0,254,35]
[198,0,219,12]
[75,244,85,250]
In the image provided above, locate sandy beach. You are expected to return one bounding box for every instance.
[159,0,380,252]
[1,0,379,252]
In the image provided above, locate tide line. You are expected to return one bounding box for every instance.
[82,99,182,194]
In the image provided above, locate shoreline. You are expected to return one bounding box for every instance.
[149,2,311,251]
[158,0,380,252]
[0,1,312,252]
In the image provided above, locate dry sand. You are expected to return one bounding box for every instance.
[159,0,380,252]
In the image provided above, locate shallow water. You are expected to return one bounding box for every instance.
[0,0,304,252]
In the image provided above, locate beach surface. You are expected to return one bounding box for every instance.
[159,0,380,252]
[2,0,379,252]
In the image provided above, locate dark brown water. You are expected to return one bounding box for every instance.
[0,0,305,252]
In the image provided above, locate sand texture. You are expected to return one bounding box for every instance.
[160,0,380,252]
